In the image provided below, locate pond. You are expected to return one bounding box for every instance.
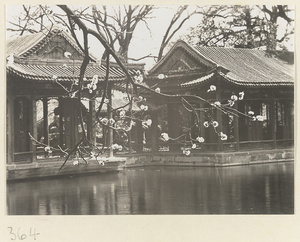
[7,162,294,215]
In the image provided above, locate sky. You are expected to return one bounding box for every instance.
[6,5,295,70]
[6,5,202,70]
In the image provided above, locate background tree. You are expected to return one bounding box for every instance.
[184,5,294,52]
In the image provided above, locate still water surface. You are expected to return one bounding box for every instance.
[7,162,294,215]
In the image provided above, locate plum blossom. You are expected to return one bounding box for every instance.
[134,71,143,83]
[228,100,235,107]
[183,149,191,156]
[207,85,216,92]
[119,110,126,118]
[101,118,108,125]
[155,87,161,93]
[142,120,151,129]
[64,51,72,58]
[203,121,210,128]
[256,115,264,121]
[214,101,221,107]
[212,121,219,128]
[140,104,148,111]
[219,132,228,141]
[196,136,205,143]
[146,119,152,126]
[158,74,165,79]
[231,95,238,101]
[109,118,115,125]
[248,111,254,115]
[191,143,197,149]
[73,160,79,166]
[161,132,170,141]
[92,75,99,84]
[112,143,123,151]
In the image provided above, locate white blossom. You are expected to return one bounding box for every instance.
[161,132,170,141]
[192,144,197,149]
[119,110,126,118]
[92,74,99,84]
[196,136,205,143]
[73,160,79,166]
[140,105,148,111]
[256,115,264,121]
[158,74,165,79]
[231,95,238,101]
[214,101,221,107]
[183,149,191,156]
[228,100,235,107]
[203,121,210,128]
[207,85,216,92]
[101,118,108,125]
[146,119,152,126]
[155,87,161,93]
[109,118,115,125]
[220,132,228,141]
[248,111,254,115]
[212,121,219,128]
[64,51,72,58]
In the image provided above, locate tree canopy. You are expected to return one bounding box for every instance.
[183,5,294,52]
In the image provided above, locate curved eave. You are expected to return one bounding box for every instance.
[219,72,294,87]
[148,40,217,75]
[7,66,127,83]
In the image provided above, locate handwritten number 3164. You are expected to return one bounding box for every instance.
[8,227,40,240]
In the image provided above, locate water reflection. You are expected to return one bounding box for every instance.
[7,162,294,215]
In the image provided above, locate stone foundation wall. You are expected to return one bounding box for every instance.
[123,148,294,168]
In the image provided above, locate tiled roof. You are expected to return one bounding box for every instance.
[194,45,294,86]
[7,61,136,83]
[148,40,294,87]
[6,26,143,84]
[6,26,86,58]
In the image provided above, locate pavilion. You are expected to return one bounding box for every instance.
[6,26,144,164]
[145,40,294,152]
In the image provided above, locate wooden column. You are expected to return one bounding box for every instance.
[7,95,14,164]
[88,100,96,146]
[216,88,223,151]
[168,103,181,151]
[107,86,114,157]
[233,102,240,151]
[199,101,205,151]
[270,99,277,149]
[151,111,159,152]
[31,95,37,162]
[290,100,294,141]
[43,97,49,145]
[58,97,64,148]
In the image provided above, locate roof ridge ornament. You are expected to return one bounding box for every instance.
[7,54,14,66]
